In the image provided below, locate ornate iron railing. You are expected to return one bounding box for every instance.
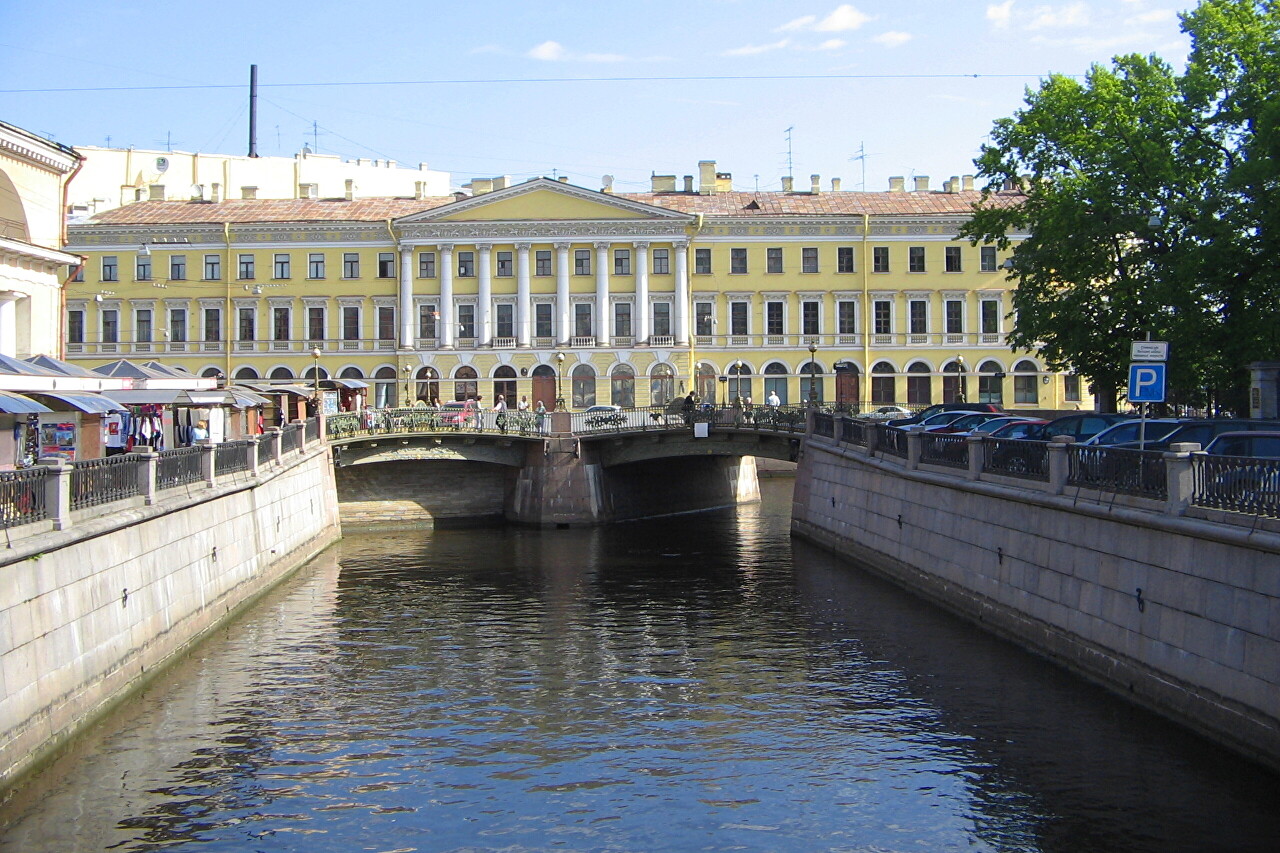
[983,438,1049,480]
[215,440,254,474]
[71,455,142,511]
[1192,454,1280,518]
[1,467,48,529]
[1068,445,1167,500]
[281,423,303,455]
[256,433,276,466]
[921,433,969,469]
[839,417,868,446]
[157,446,204,489]
[305,417,320,443]
[875,425,908,459]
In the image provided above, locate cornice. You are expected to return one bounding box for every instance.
[399,219,690,242]
[0,126,79,173]
[396,177,693,223]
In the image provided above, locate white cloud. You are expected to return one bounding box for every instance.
[815,4,873,32]
[527,40,566,61]
[817,38,847,50]
[987,1,1015,29]
[722,38,791,56]
[777,14,817,32]
[1025,2,1090,30]
[872,31,913,48]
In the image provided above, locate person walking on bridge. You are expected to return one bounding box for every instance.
[493,394,508,434]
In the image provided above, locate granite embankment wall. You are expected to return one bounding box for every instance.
[0,446,341,789]
[792,433,1280,771]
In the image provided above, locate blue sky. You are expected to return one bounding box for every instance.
[1,1,1189,193]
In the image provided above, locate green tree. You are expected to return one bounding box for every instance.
[961,0,1280,413]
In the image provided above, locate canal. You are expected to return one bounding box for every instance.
[1,479,1277,852]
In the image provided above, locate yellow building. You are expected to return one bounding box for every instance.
[62,161,1084,413]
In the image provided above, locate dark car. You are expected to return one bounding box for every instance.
[1113,419,1280,452]
[1204,431,1280,459]
[1201,431,1280,510]
[887,402,1003,427]
[1029,413,1134,442]
[926,412,1008,434]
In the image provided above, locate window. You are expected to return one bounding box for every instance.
[238,254,255,280]
[980,246,997,272]
[981,299,1000,334]
[574,303,592,337]
[945,246,962,272]
[907,363,932,405]
[766,301,783,336]
[343,253,360,278]
[67,309,84,343]
[614,249,631,275]
[1064,374,1082,402]
[695,301,713,336]
[1014,360,1039,404]
[802,247,819,274]
[730,248,748,274]
[133,308,152,342]
[652,302,671,336]
[764,362,789,405]
[497,251,513,277]
[766,247,783,274]
[342,306,360,341]
[238,307,255,340]
[308,253,325,279]
[417,304,436,339]
[572,364,597,409]
[871,362,896,405]
[418,252,436,278]
[101,309,118,343]
[650,363,675,406]
[874,300,892,335]
[574,250,591,276]
[169,255,186,280]
[377,306,395,341]
[457,304,475,338]
[873,246,889,273]
[614,302,632,337]
[837,246,856,273]
[945,299,964,334]
[611,364,636,408]
[273,307,290,341]
[308,307,325,341]
[495,303,514,338]
[535,303,552,337]
[169,308,187,342]
[535,250,552,276]
[101,256,118,282]
[978,361,1004,404]
[457,251,475,277]
[203,308,221,341]
[274,253,291,279]
[652,248,669,274]
[802,300,819,335]
[377,253,395,278]
[135,255,151,281]
[70,264,83,282]
[908,246,925,272]
[909,299,927,335]
[838,300,856,334]
[204,254,221,280]
[695,248,711,274]
[730,302,748,335]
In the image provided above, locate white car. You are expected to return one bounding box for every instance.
[864,405,912,420]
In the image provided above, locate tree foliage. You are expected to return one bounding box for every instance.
[960,0,1280,413]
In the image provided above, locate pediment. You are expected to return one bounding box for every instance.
[397,178,691,224]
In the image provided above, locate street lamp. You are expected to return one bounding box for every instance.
[955,354,967,403]
[311,347,322,413]
[402,363,412,408]
[554,351,566,411]
[808,342,818,406]
[733,359,743,405]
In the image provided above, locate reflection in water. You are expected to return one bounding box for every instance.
[1,480,1277,852]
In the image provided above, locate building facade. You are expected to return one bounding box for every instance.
[63,161,1083,412]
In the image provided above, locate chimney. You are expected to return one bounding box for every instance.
[698,160,717,195]
[344,179,355,201]
[601,174,614,193]
[914,175,930,192]
[470,178,494,195]
[558,176,569,183]
[652,174,677,192]
[683,175,694,193]
[810,174,821,194]
[414,181,426,200]
[492,175,510,190]
[241,186,258,200]
[948,175,961,193]
[962,175,975,192]
[299,183,318,199]
[831,178,842,192]
[782,176,794,192]
[888,176,905,192]
[148,185,165,201]
[453,191,469,201]
[210,183,223,203]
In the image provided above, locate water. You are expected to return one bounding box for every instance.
[1,479,1277,852]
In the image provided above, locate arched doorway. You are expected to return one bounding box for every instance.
[834,362,860,409]
[493,365,517,406]
[611,363,635,408]
[978,360,1005,405]
[870,361,896,405]
[572,364,597,408]
[799,360,825,404]
[454,366,478,401]
[373,366,396,408]
[943,359,966,403]
[728,361,752,404]
[696,361,717,403]
[415,366,440,404]
[906,362,932,406]
[531,364,555,411]
[649,363,674,407]
[763,362,789,405]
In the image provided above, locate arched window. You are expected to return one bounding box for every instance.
[572,364,597,408]
[373,366,397,408]
[234,367,259,380]
[200,367,222,379]
[611,363,635,408]
[493,365,517,406]
[696,361,717,403]
[799,360,825,404]
[943,359,966,403]
[649,363,674,407]
[763,362,789,405]
[454,366,478,402]
[978,360,1005,405]
[1013,359,1040,404]
[269,367,294,381]
[302,365,329,381]
[339,367,365,378]
[415,366,439,404]
[906,362,932,406]
[728,361,752,404]
[871,361,896,405]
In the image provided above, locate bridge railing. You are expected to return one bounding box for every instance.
[569,404,810,436]
[326,407,549,440]
[1,416,323,541]
[1192,453,1280,518]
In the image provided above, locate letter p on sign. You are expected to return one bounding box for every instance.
[1128,362,1166,403]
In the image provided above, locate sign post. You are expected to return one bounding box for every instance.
[1129,341,1169,450]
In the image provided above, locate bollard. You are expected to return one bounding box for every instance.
[130,446,159,506]
[198,440,216,487]
[966,434,986,480]
[905,425,925,471]
[38,456,72,531]
[1164,442,1202,515]
[266,426,283,465]
[1047,437,1074,495]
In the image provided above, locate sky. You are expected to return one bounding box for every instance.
[1,1,1192,195]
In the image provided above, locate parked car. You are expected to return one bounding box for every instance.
[1029,413,1134,442]
[983,419,1049,440]
[1204,431,1280,459]
[584,404,625,427]
[1080,418,1185,446]
[864,405,912,420]
[1114,419,1280,452]
[969,417,1046,437]
[925,412,1008,434]
[916,411,978,430]
[1202,431,1280,508]
[887,402,1003,427]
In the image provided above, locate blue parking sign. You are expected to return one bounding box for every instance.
[1128,362,1166,403]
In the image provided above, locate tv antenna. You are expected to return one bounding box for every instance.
[784,126,795,180]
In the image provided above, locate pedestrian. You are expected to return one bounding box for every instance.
[682,391,696,425]
[517,395,529,412]
[191,419,209,443]
[493,394,508,433]
[767,390,780,407]
[535,400,547,433]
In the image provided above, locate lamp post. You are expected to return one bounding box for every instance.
[955,354,967,403]
[808,342,818,406]
[402,363,412,408]
[733,359,743,405]
[554,351,566,411]
[718,374,728,406]
[311,347,322,414]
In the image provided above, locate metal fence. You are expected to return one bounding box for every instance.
[839,417,868,447]
[1068,445,1168,500]
[812,413,835,438]
[71,455,142,511]
[921,433,969,469]
[156,446,204,489]
[281,423,303,455]
[215,440,255,475]
[983,438,1050,480]
[875,425,909,459]
[305,417,321,443]
[1,467,48,529]
[256,433,276,467]
[1192,454,1280,518]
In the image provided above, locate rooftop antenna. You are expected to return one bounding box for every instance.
[248,64,259,158]
[849,141,867,191]
[312,121,320,153]
[784,126,795,180]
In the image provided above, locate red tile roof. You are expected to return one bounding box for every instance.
[83,197,454,225]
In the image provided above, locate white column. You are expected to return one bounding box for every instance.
[0,294,19,358]
[674,241,689,346]
[594,241,610,346]
[477,244,492,347]
[516,243,532,347]
[634,241,650,344]
[398,247,414,349]
[555,242,571,345]
[439,244,455,349]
